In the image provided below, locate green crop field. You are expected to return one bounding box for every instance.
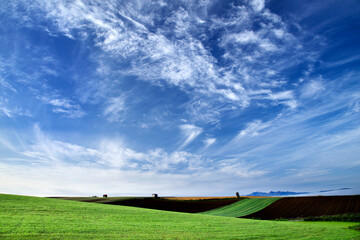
[51,196,138,203]
[202,197,280,217]
[1,194,359,239]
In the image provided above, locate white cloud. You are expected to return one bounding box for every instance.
[8,0,305,124]
[268,91,298,109]
[203,138,216,149]
[0,106,12,118]
[218,159,266,177]
[301,80,325,98]
[222,88,360,176]
[268,90,294,100]
[48,99,73,108]
[103,96,126,122]
[18,124,204,172]
[250,0,265,12]
[258,40,277,52]
[39,96,85,118]
[237,119,272,138]
[186,99,221,124]
[0,158,266,197]
[0,161,188,196]
[249,90,298,109]
[272,29,284,38]
[1,105,34,119]
[233,31,259,44]
[21,123,97,164]
[0,78,17,93]
[0,97,33,118]
[225,31,277,52]
[283,99,298,109]
[0,123,272,196]
[178,124,203,149]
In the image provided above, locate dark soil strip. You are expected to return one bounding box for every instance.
[244,195,360,220]
[103,198,240,213]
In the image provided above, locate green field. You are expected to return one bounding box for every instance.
[51,196,138,203]
[1,194,359,239]
[202,197,280,217]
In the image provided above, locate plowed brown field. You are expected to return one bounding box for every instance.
[104,197,240,213]
[245,195,360,220]
[164,196,236,200]
[164,196,269,200]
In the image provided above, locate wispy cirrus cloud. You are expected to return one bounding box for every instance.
[15,124,264,177]
[301,79,325,98]
[203,138,216,150]
[0,40,73,119]
[11,0,312,124]
[0,78,17,93]
[103,96,126,122]
[0,105,33,118]
[236,119,272,138]
[249,0,265,12]
[20,124,206,173]
[221,82,360,176]
[0,123,268,196]
[222,30,277,52]
[39,96,85,118]
[22,123,97,164]
[0,106,12,118]
[218,158,266,178]
[178,124,203,150]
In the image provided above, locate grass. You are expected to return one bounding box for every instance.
[201,197,281,217]
[304,213,360,222]
[50,196,139,203]
[350,224,360,231]
[1,194,360,239]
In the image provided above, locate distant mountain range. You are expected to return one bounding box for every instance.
[247,188,352,196]
[318,188,352,193]
[247,191,308,196]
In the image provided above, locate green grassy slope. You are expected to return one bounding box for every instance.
[201,197,281,217]
[1,194,359,239]
[51,196,138,203]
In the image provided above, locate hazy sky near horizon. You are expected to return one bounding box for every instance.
[1,0,360,197]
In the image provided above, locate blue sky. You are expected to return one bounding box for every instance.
[0,0,359,197]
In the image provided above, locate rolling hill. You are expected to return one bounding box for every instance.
[1,193,359,239]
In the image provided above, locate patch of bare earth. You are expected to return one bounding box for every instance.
[245,195,360,220]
